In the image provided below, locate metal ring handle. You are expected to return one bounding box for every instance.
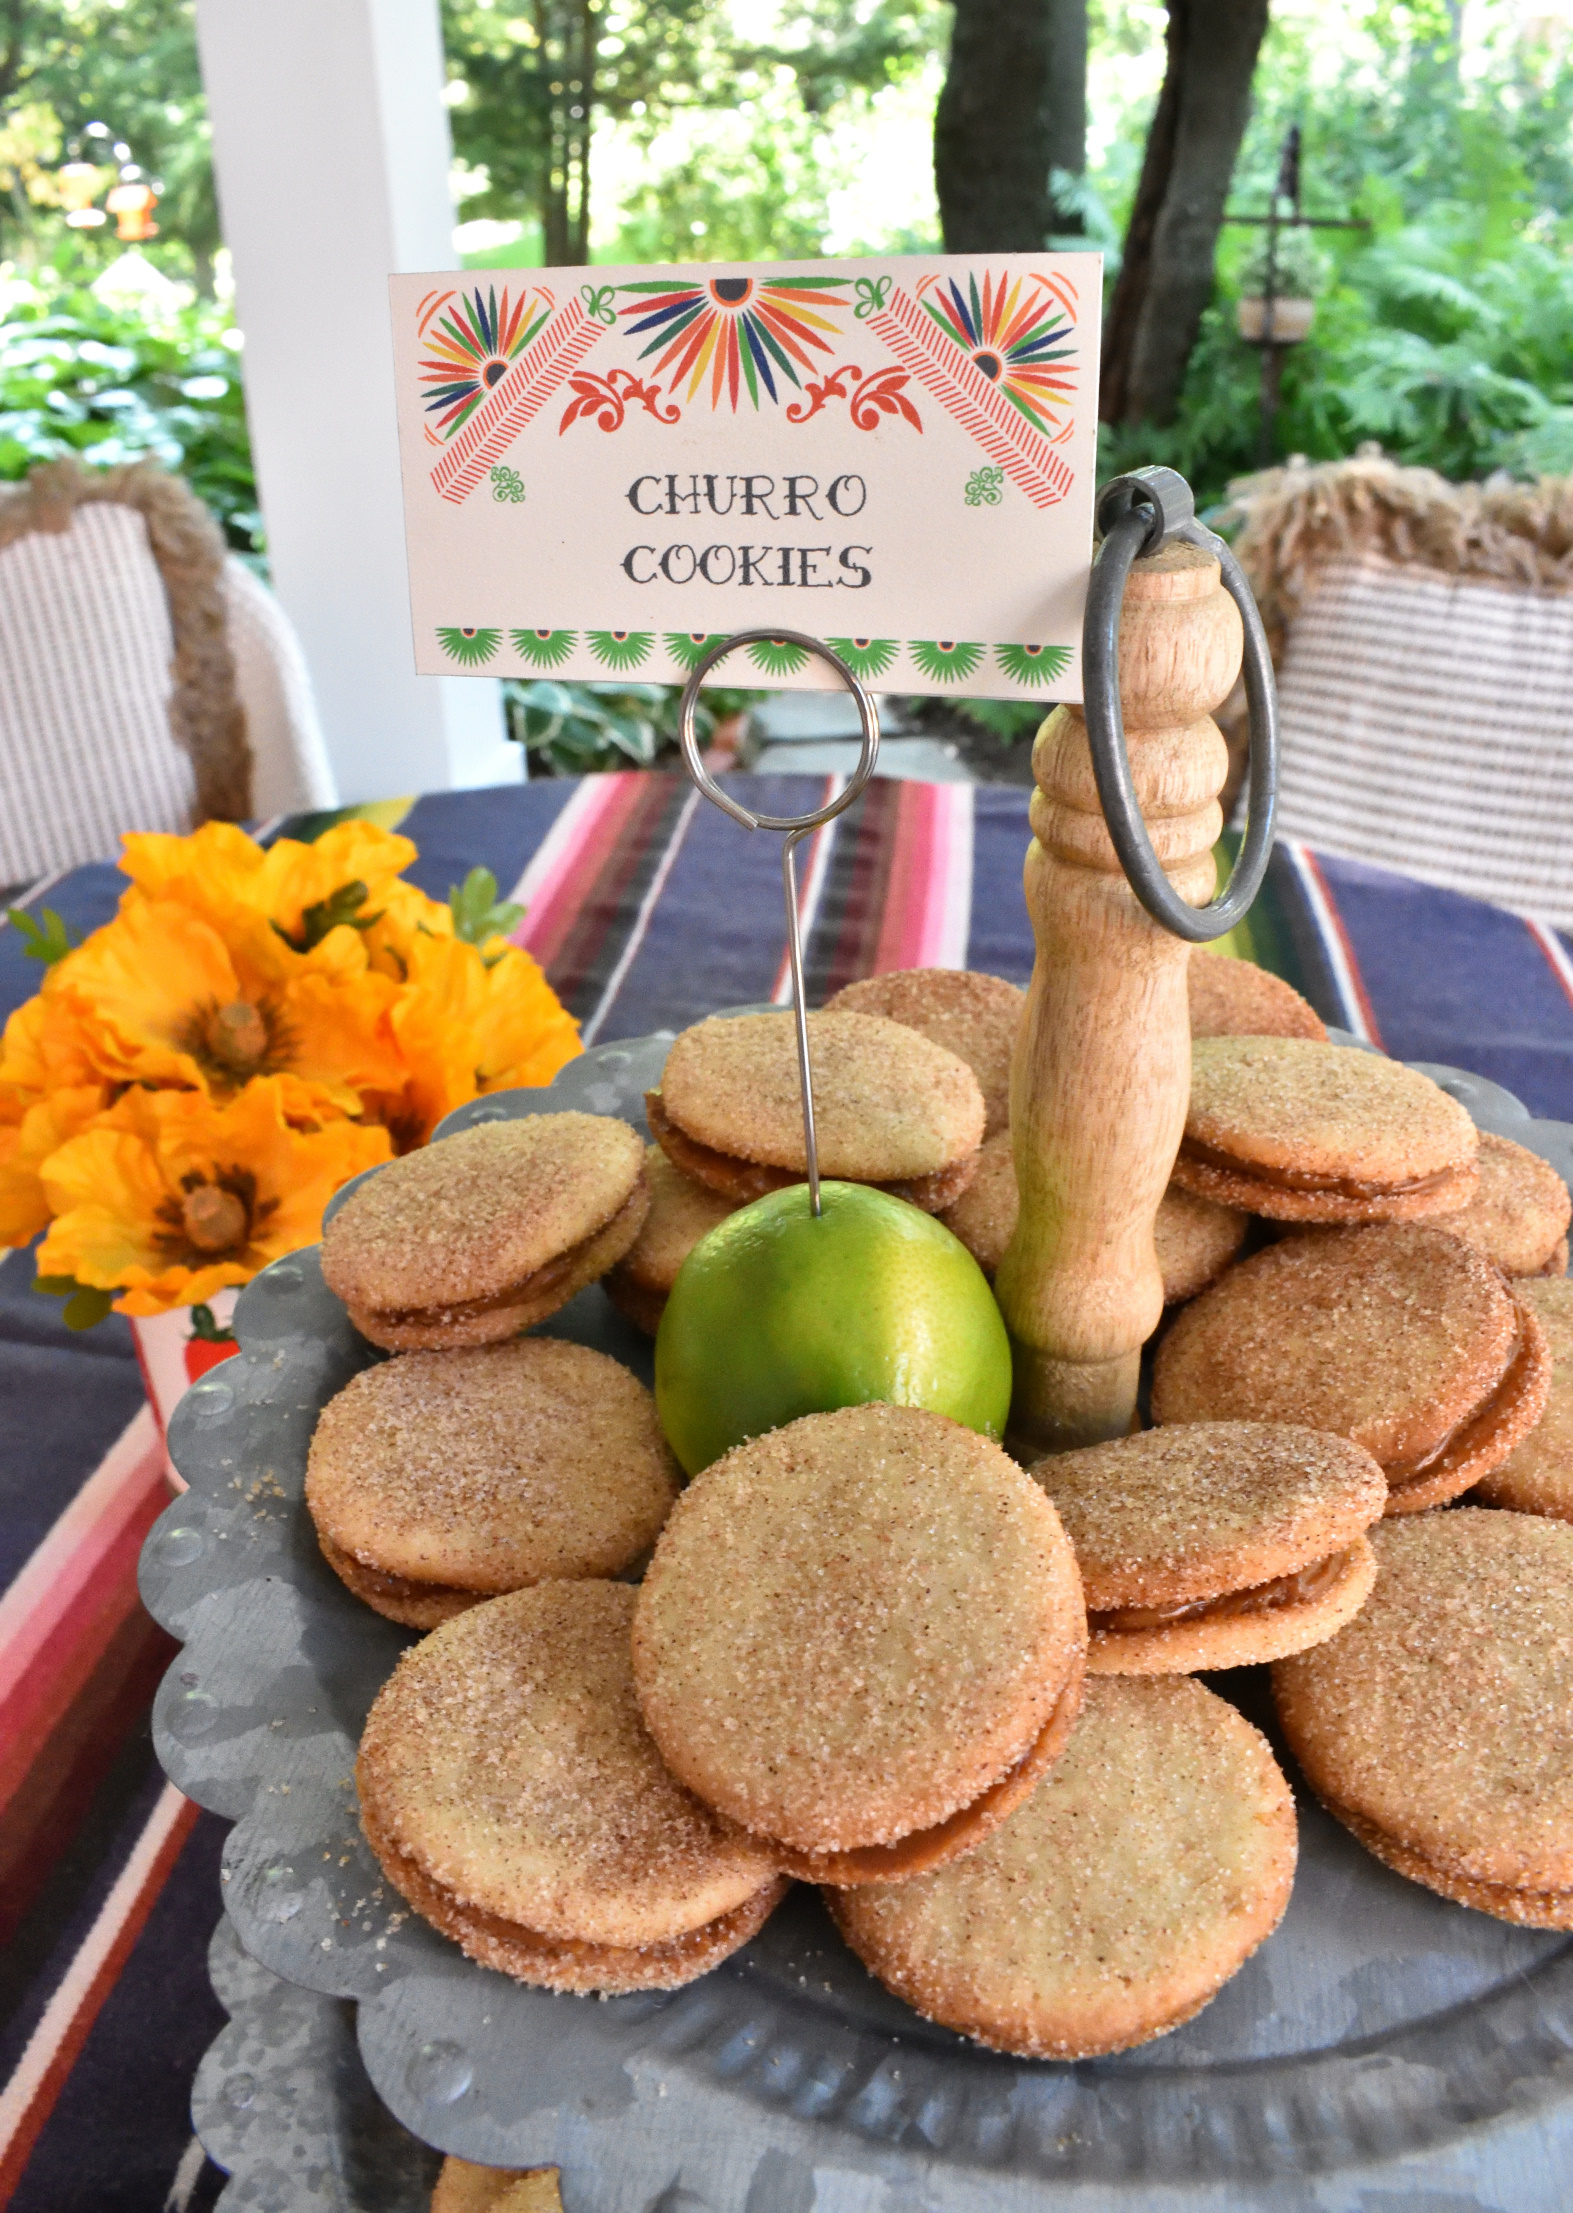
[675,629,882,1213]
[1083,468,1278,943]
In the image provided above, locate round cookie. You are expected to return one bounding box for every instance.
[1188,950,1327,1042]
[604,1145,737,1336]
[431,2161,558,2213]
[632,1403,1087,1885]
[1033,1424,1385,1674]
[322,1115,649,1351]
[940,1129,1247,1300]
[829,1676,1297,2057]
[1431,1130,1571,1277]
[1274,1510,1573,1928]
[306,1338,680,1628]
[1152,1224,1552,1514]
[823,968,1024,1138]
[1471,1278,1573,1520]
[647,1011,984,1214]
[1173,1036,1478,1224]
[357,1581,786,1992]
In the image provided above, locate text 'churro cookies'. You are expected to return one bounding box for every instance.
[322,1114,649,1350]
[830,1677,1297,2058]
[306,1338,679,1628]
[357,1581,786,1993]
[1470,1277,1573,1521]
[1152,1224,1551,1514]
[631,1403,1086,1886]
[1032,1424,1385,1674]
[646,1011,985,1214]
[823,968,1025,1139]
[1275,1511,1573,1928]
[1172,1036,1478,1224]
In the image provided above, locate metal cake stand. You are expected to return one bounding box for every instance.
[141,1032,1573,2210]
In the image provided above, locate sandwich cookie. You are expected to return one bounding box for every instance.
[1172,1036,1478,1224]
[306,1338,679,1629]
[646,1011,985,1215]
[632,1404,1086,1885]
[1471,1278,1573,1520]
[1034,1424,1385,1673]
[1152,1225,1552,1515]
[322,1114,648,1351]
[1275,1510,1573,1927]
[940,1129,1247,1300]
[830,1676,1297,2057]
[357,1580,786,1992]
[604,1145,737,1336]
[1188,950,1327,1042]
[1432,1130,1570,1277]
[431,2160,560,2213]
[823,968,1024,1138]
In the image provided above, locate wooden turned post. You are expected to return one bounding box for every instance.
[995,540,1243,1455]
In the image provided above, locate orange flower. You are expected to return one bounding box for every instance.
[382,933,580,1144]
[38,1077,392,1314]
[0,1084,112,1246]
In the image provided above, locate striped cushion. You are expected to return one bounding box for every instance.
[1272,553,1573,927]
[0,502,195,885]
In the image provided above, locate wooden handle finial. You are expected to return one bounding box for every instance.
[995,540,1243,1454]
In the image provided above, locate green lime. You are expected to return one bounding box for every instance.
[654,1179,1012,1476]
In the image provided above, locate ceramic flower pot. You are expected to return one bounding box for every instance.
[1237,295,1315,344]
[130,1291,240,1494]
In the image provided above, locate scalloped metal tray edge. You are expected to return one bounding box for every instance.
[139,1033,1573,2209]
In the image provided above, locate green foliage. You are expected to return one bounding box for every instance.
[0,258,260,554]
[5,904,75,963]
[33,1274,116,1330]
[504,679,759,776]
[271,881,382,954]
[187,1301,235,1343]
[448,867,525,946]
[953,700,1043,745]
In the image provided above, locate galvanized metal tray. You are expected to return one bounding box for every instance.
[140,1034,1573,2209]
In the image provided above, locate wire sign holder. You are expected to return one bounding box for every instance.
[677,629,881,1217]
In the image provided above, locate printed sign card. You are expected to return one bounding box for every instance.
[390,252,1102,698]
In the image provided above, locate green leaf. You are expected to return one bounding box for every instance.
[33,1274,115,1329]
[448,866,525,946]
[271,880,383,953]
[187,1301,237,1343]
[6,905,75,964]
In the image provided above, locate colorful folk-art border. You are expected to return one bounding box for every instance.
[437,626,1073,688]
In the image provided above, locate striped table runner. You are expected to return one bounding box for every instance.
[1,773,1570,2209]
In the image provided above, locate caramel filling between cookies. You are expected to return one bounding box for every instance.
[1089,1547,1354,1634]
[361,1187,645,1329]
[1382,1306,1534,1493]
[1179,1139,1463,1201]
[646,1090,976,1214]
[318,1532,475,1609]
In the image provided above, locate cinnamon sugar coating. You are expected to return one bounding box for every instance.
[940,1128,1246,1298]
[307,1339,679,1607]
[657,1011,985,1181]
[1430,1130,1572,1277]
[322,1115,647,1346]
[830,1677,1297,2058]
[631,1404,1086,1858]
[607,1145,736,1303]
[1275,1511,1573,1908]
[1187,950,1327,1042]
[1472,1278,1573,1520]
[357,1582,780,1957]
[431,2158,561,2213]
[824,969,1025,1138]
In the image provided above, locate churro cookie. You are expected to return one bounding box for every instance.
[632,1404,1086,1886]
[939,1130,1246,1299]
[1188,950,1327,1042]
[431,2160,560,2213]
[1471,1278,1573,1520]
[823,969,1024,1138]
[647,1011,984,1214]
[830,1677,1296,2057]
[1431,1130,1571,1277]
[604,1146,737,1336]
[1153,1225,1551,1514]
[1275,1510,1573,1928]
[1033,1424,1385,1674]
[306,1339,679,1629]
[322,1115,649,1351]
[1172,1037,1478,1224]
[357,1581,785,1993]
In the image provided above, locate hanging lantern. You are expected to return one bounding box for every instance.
[105,179,159,241]
[58,161,108,228]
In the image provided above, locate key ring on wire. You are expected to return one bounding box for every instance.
[677,629,880,1217]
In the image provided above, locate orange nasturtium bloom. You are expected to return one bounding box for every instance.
[0,996,114,1245]
[37,1077,392,1315]
[382,931,582,1145]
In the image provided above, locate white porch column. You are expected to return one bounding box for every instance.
[195,0,520,801]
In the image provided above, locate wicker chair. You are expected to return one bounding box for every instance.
[1220,450,1573,928]
[0,458,336,891]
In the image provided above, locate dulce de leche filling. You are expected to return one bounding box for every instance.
[364,1188,644,1329]
[1179,1138,1461,1201]
[646,1090,974,1214]
[1382,1305,1527,1492]
[1090,1547,1355,1635]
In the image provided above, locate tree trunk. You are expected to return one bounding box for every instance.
[935,0,1088,253]
[1100,0,1268,425]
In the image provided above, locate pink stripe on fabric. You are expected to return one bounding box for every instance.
[581,787,702,1044]
[873,782,976,974]
[1525,916,1573,1015]
[770,777,844,1005]
[1287,841,1384,1047]
[431,302,603,504]
[505,775,637,960]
